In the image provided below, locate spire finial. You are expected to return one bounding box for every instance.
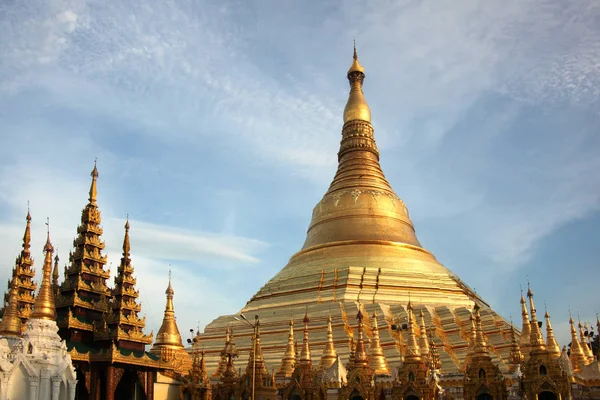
[27,200,31,220]
[343,40,369,123]
[122,217,131,256]
[89,161,99,203]
[166,267,174,297]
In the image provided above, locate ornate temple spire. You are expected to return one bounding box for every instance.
[526,285,546,353]
[299,312,312,368]
[320,315,338,370]
[104,219,152,347]
[429,332,442,371]
[277,319,296,377]
[353,309,369,367]
[405,301,422,361]
[343,41,370,124]
[214,326,238,378]
[0,275,22,336]
[568,313,588,372]
[1,209,37,328]
[418,309,431,360]
[56,162,111,345]
[544,306,561,357]
[153,271,183,349]
[578,318,595,363]
[519,289,532,356]
[89,159,99,204]
[31,226,56,321]
[246,318,268,377]
[368,311,390,375]
[508,324,524,366]
[472,304,489,355]
[301,44,421,250]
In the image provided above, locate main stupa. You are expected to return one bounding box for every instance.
[200,47,514,375]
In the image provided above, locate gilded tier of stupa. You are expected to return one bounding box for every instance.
[199,47,516,376]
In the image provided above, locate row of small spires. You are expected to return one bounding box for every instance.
[200,288,599,382]
[209,301,445,382]
[516,285,598,373]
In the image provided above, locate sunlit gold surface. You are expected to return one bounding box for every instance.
[152,277,184,349]
[319,316,337,371]
[0,276,22,336]
[367,311,389,376]
[200,49,514,377]
[31,232,56,321]
[0,211,38,331]
[150,275,192,374]
[276,319,296,378]
[343,46,370,124]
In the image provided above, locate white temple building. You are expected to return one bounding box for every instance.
[0,230,76,400]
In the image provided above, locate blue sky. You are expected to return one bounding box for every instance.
[1,0,599,346]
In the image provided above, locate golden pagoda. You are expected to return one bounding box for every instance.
[463,304,507,400]
[56,162,112,341]
[0,209,37,330]
[0,275,23,337]
[31,228,57,321]
[150,271,192,374]
[200,45,514,377]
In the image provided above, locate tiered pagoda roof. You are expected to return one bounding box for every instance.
[1,210,37,330]
[94,219,153,350]
[56,163,111,342]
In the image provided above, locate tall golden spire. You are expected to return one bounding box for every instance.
[153,272,183,349]
[246,318,268,377]
[23,207,32,255]
[428,331,442,371]
[105,219,153,347]
[368,311,390,375]
[214,327,239,378]
[578,318,595,362]
[277,319,297,377]
[526,285,546,353]
[0,276,22,336]
[1,208,37,328]
[300,44,421,250]
[343,41,370,124]
[508,323,524,366]
[568,313,587,372]
[89,159,99,204]
[519,290,532,357]
[472,304,489,355]
[299,312,312,367]
[405,301,422,361]
[418,309,431,360]
[353,309,369,367]
[56,162,111,346]
[544,306,561,357]
[31,224,56,321]
[319,315,338,370]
